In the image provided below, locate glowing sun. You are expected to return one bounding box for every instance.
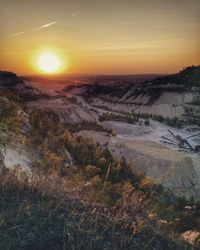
[36,52,63,74]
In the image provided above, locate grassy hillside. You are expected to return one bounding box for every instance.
[0,169,195,250]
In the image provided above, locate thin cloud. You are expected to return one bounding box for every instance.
[39,21,58,29]
[69,12,78,17]
[10,31,26,37]
[10,21,59,37]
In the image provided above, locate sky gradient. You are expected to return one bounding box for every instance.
[0,0,200,75]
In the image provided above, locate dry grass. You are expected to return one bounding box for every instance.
[0,167,193,250]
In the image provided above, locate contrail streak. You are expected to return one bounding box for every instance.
[10,21,59,37]
[39,21,58,28]
[10,31,26,37]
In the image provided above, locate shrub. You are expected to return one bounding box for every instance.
[144,119,150,126]
[85,165,101,179]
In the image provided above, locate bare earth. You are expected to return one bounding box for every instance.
[78,120,200,199]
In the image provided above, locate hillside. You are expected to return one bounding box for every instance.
[0,69,200,249]
[151,66,200,87]
[0,71,49,102]
[73,66,200,120]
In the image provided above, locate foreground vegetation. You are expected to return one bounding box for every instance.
[0,168,197,250]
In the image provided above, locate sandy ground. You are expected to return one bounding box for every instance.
[26,97,97,123]
[101,120,200,149]
[4,147,32,172]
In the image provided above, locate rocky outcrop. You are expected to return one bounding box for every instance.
[181,230,200,245]
[0,71,23,88]
[159,155,200,199]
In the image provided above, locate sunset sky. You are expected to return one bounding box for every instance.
[0,0,200,75]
